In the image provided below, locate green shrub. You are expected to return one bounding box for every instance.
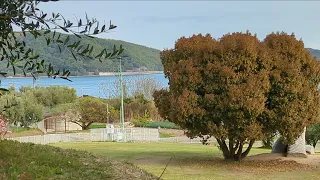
[261,134,275,149]
[89,124,106,129]
[306,124,320,148]
[132,120,180,129]
[147,121,180,129]
[130,110,179,129]
[131,113,152,127]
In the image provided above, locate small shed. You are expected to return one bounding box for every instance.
[42,114,82,133]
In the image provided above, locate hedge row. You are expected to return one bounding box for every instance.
[134,121,180,129]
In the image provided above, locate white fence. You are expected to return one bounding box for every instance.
[6,128,223,145]
[6,128,160,145]
[7,133,91,145]
[90,128,159,142]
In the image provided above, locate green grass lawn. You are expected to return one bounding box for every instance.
[159,132,175,138]
[89,124,106,129]
[52,142,320,180]
[8,126,31,133]
[0,140,156,180]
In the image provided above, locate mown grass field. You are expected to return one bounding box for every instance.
[53,142,320,180]
[0,140,156,180]
[89,124,107,129]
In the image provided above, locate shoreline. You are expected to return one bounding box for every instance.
[2,71,164,79]
[98,71,163,76]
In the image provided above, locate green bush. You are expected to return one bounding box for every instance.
[261,134,275,149]
[0,90,43,127]
[131,113,152,127]
[89,124,106,129]
[147,121,180,129]
[19,86,77,107]
[132,120,180,129]
[306,124,320,148]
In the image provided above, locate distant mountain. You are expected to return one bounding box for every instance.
[306,48,320,60]
[0,32,163,76]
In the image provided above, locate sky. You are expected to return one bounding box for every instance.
[39,1,320,50]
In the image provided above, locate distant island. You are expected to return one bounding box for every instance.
[98,71,163,76]
[306,48,320,59]
[0,32,163,77]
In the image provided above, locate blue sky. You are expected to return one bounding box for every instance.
[39,1,320,50]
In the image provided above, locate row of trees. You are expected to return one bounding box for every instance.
[0,83,162,130]
[0,74,166,130]
[99,76,164,100]
[154,32,320,161]
[0,85,121,130]
[0,86,77,127]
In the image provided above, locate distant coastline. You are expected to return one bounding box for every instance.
[98,71,163,76]
[3,71,164,79]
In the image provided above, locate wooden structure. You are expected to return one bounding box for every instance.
[43,114,81,133]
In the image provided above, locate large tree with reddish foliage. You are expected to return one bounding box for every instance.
[153,32,320,161]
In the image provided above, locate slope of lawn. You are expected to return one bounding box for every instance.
[53,142,320,180]
[0,140,156,180]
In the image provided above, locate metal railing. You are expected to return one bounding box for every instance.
[6,128,160,144]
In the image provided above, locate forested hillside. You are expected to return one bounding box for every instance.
[1,32,320,77]
[0,32,163,76]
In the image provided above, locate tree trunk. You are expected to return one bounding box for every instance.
[217,139,231,159]
[313,140,318,148]
[217,138,255,161]
[82,121,94,130]
[82,122,86,130]
[241,140,255,159]
[229,138,235,157]
[234,141,244,161]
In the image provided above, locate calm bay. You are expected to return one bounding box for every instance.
[0,73,169,98]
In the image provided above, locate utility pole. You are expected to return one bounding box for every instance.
[81,88,84,97]
[98,85,101,98]
[107,104,110,125]
[119,57,125,139]
[33,78,36,88]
